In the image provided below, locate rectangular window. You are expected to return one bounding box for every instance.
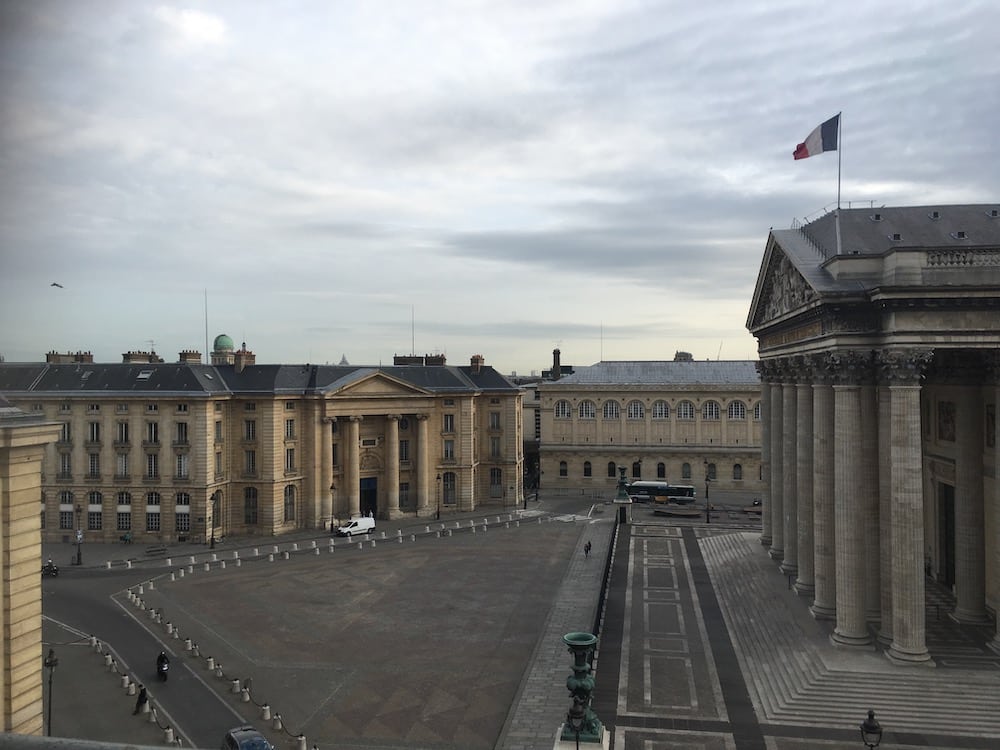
[88,422,101,442]
[443,414,455,433]
[146,492,160,506]
[146,453,159,479]
[245,450,256,475]
[444,399,455,406]
[489,436,501,459]
[87,511,102,530]
[244,420,256,441]
[59,402,71,413]
[60,423,71,442]
[116,453,128,478]
[146,403,158,413]
[399,439,410,462]
[215,420,223,441]
[116,403,129,413]
[175,422,188,444]
[215,402,222,413]
[146,513,161,532]
[175,513,190,532]
[146,421,159,443]
[285,419,295,439]
[399,482,410,507]
[176,403,188,413]
[88,403,100,413]
[443,439,455,460]
[117,491,131,505]
[116,422,129,443]
[59,453,72,478]
[59,511,74,529]
[175,454,189,479]
[245,402,256,411]
[215,452,223,476]
[88,453,100,478]
[285,448,295,471]
[489,411,501,429]
[117,512,131,531]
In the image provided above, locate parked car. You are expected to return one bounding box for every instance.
[335,516,376,536]
[221,725,273,750]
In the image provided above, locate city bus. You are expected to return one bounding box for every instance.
[626,481,697,505]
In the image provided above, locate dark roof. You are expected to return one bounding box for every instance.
[548,360,759,386]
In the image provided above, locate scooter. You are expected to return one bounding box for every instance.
[42,561,59,577]
[157,659,169,682]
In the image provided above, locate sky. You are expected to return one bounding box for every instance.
[2,1,998,376]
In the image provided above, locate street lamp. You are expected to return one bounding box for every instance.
[74,504,82,565]
[703,462,711,525]
[329,483,336,528]
[860,709,883,748]
[209,493,217,549]
[43,648,58,736]
[436,474,442,520]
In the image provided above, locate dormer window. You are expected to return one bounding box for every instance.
[951,230,968,240]
[929,210,940,220]
[870,213,882,222]
[890,233,902,241]
[989,209,999,218]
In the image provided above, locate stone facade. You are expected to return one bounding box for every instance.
[0,347,522,545]
[537,360,763,495]
[747,204,1000,663]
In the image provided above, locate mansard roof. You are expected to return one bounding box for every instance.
[544,360,760,387]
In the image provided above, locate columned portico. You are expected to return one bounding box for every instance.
[757,365,772,547]
[385,415,401,518]
[769,369,785,561]
[876,385,894,645]
[810,372,836,620]
[794,379,814,596]
[416,414,430,515]
[346,416,362,518]
[320,416,334,529]
[780,377,798,576]
[952,382,988,623]
[861,382,880,624]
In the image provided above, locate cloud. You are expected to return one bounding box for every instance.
[153,6,228,47]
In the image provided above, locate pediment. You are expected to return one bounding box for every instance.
[332,371,430,398]
[748,240,819,330]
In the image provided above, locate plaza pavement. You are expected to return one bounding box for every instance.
[33,502,1000,750]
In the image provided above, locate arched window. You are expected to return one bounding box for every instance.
[632,461,642,478]
[733,463,743,480]
[283,485,296,522]
[559,461,568,477]
[443,472,457,504]
[753,402,762,421]
[627,400,644,419]
[681,462,691,479]
[583,461,592,477]
[652,400,669,419]
[657,462,666,479]
[554,400,572,419]
[607,461,617,478]
[602,401,620,419]
[677,401,695,420]
[579,401,596,419]
[702,401,720,420]
[244,487,258,524]
[88,490,103,505]
[728,401,746,420]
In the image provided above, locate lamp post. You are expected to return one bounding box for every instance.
[860,709,883,748]
[209,493,217,549]
[329,483,336,528]
[74,504,83,565]
[436,474,442,520]
[44,648,58,736]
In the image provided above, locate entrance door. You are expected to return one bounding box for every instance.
[360,477,378,518]
[938,483,955,588]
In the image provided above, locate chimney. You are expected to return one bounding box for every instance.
[233,343,256,373]
[470,354,484,374]
[122,351,162,364]
[552,348,561,380]
[178,350,202,364]
[46,350,94,364]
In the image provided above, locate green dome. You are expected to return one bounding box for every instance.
[213,334,235,352]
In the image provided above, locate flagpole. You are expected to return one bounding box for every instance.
[835,111,843,256]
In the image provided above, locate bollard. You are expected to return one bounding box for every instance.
[435,531,440,538]
[207,656,215,671]
[186,565,193,574]
[140,700,150,715]
[455,521,460,529]
[192,644,200,657]
[236,559,242,567]
[261,704,271,721]
[297,735,306,750]
[90,635,98,649]
[357,542,363,550]
[241,687,250,703]
[147,607,155,619]
[283,551,289,560]
[253,548,259,557]
[398,536,403,544]
[148,706,157,723]
[164,728,174,744]
[166,558,172,566]
[273,714,283,731]
[231,679,241,694]
[314,547,320,555]
[170,572,176,582]
[371,541,376,548]
[272,545,279,554]
[126,560,132,569]
[471,526,476,534]
[380,531,386,539]
[138,585,144,595]
[148,580,154,590]
[185,638,192,652]
[127,681,136,695]
[397,529,402,537]
[211,553,218,562]
[221,560,227,568]
[310,540,317,549]
[215,664,224,678]
[188,556,195,565]
[172,629,180,640]
[104,653,113,668]
[178,568,185,578]
[105,561,111,569]
[538,517,542,524]
[203,562,210,572]
[121,675,129,689]
[233,550,239,559]
[516,520,520,527]
[166,622,174,635]
[505,522,510,528]
[446,529,453,536]
[292,543,298,552]
[268,553,274,562]
[425,525,430,533]
[496,516,501,523]
[439,523,445,531]
[482,525,487,533]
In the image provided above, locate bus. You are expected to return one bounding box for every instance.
[626,481,697,505]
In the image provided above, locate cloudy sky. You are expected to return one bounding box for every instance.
[2,1,998,375]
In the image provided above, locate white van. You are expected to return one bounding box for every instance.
[335,516,376,537]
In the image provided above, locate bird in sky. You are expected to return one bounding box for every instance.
[50,282,63,288]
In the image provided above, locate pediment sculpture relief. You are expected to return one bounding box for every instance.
[756,251,818,326]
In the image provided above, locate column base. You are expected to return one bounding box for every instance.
[886,644,935,667]
[768,547,784,562]
[830,630,873,649]
[793,581,815,598]
[779,561,798,577]
[988,637,1000,657]
[810,602,836,621]
[949,608,991,625]
[876,628,893,647]
[760,534,772,547]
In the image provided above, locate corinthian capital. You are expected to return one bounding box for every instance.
[877,349,934,386]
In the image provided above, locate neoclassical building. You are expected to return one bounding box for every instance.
[538,358,763,495]
[0,338,522,545]
[746,203,1000,664]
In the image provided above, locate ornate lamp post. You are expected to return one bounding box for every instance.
[74,504,83,565]
[860,709,883,748]
[329,483,336,528]
[436,473,442,520]
[559,632,605,747]
[44,648,58,735]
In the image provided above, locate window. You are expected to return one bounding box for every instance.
[146,421,159,443]
[559,461,568,477]
[245,488,259,524]
[88,422,101,442]
[88,510,102,530]
[244,420,256,441]
[88,453,100,478]
[146,453,159,479]
[285,448,295,471]
[444,399,455,406]
[176,403,188,413]
[146,403,158,413]
[175,513,190,533]
[443,440,455,460]
[603,401,620,420]
[728,401,746,420]
[627,401,645,420]
[632,462,641,478]
[399,483,410,508]
[59,453,72,478]
[702,401,720,420]
[554,400,572,419]
[677,401,695,420]
[146,512,160,532]
[215,402,223,412]
[733,464,743,480]
[215,421,223,441]
[59,402,71,413]
[607,462,616,478]
[59,490,73,505]
[60,423,71,442]
[657,462,666,479]
[489,411,501,429]
[116,403,129,413]
[707,463,717,480]
[284,485,296,522]
[753,402,762,421]
[215,452,223,476]
[245,450,257,475]
[116,422,129,443]
[489,467,502,492]
[285,419,296,439]
[175,454,189,479]
[682,462,692,480]
[245,402,257,411]
[489,437,501,459]
[146,492,160,506]
[87,403,100,413]
[443,472,457,505]
[578,401,596,419]
[399,439,410,462]
[59,511,73,529]
[285,401,295,410]
[583,461,592,477]
[117,512,131,531]
[175,422,188,444]
[117,491,131,505]
[116,453,128,478]
[443,414,455,433]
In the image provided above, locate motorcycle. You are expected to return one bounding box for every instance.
[42,561,59,577]
[157,659,169,682]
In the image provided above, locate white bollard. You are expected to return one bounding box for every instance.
[172,629,180,640]
[455,521,460,529]
[314,547,320,555]
[505,522,510,528]
[397,529,402,537]
[127,681,136,695]
[272,545,279,554]
[283,551,289,560]
[380,531,386,539]
[185,638,192,652]
[148,706,157,723]
[471,526,476,534]
[425,525,430,533]
[138,585,144,595]
[106,561,111,569]
[268,553,274,562]
[126,560,132,569]
[233,550,239,559]
[211,553,218,562]
[192,644,200,657]
[187,565,193,573]
[203,562,210,572]
[148,580,154,590]
[261,704,271,721]
[241,687,250,702]
[206,656,215,671]
[140,700,150,715]
[398,536,403,544]
[189,556,196,565]
[292,543,299,551]
[310,540,317,548]
[231,679,241,694]
[296,735,306,750]
[236,558,242,567]
[435,531,440,538]
[357,542,363,550]
[273,714,283,731]
[178,568,185,578]
[253,548,259,557]
[516,520,520,527]
[214,664,223,678]
[166,558,172,566]
[221,560,227,568]
[166,622,174,635]
[121,675,129,689]
[371,541,376,548]
[164,727,174,744]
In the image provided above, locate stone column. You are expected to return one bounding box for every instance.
[769,362,785,561]
[861,383,881,625]
[757,362,772,548]
[990,355,1000,651]
[795,380,815,597]
[416,415,430,515]
[385,415,401,518]
[346,416,362,518]
[831,350,873,648]
[882,349,934,665]
[320,417,334,528]
[876,386,894,645]
[953,381,988,623]
[780,378,798,576]
[811,367,836,620]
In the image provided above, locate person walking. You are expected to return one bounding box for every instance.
[133,684,148,715]
[584,541,592,558]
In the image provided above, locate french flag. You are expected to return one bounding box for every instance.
[793,114,840,160]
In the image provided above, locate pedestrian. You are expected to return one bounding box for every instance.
[133,684,147,715]
[584,541,592,558]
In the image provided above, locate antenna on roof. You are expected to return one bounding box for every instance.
[411,304,415,356]
[717,341,723,360]
[204,289,209,365]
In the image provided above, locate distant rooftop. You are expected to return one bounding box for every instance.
[548,360,759,386]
